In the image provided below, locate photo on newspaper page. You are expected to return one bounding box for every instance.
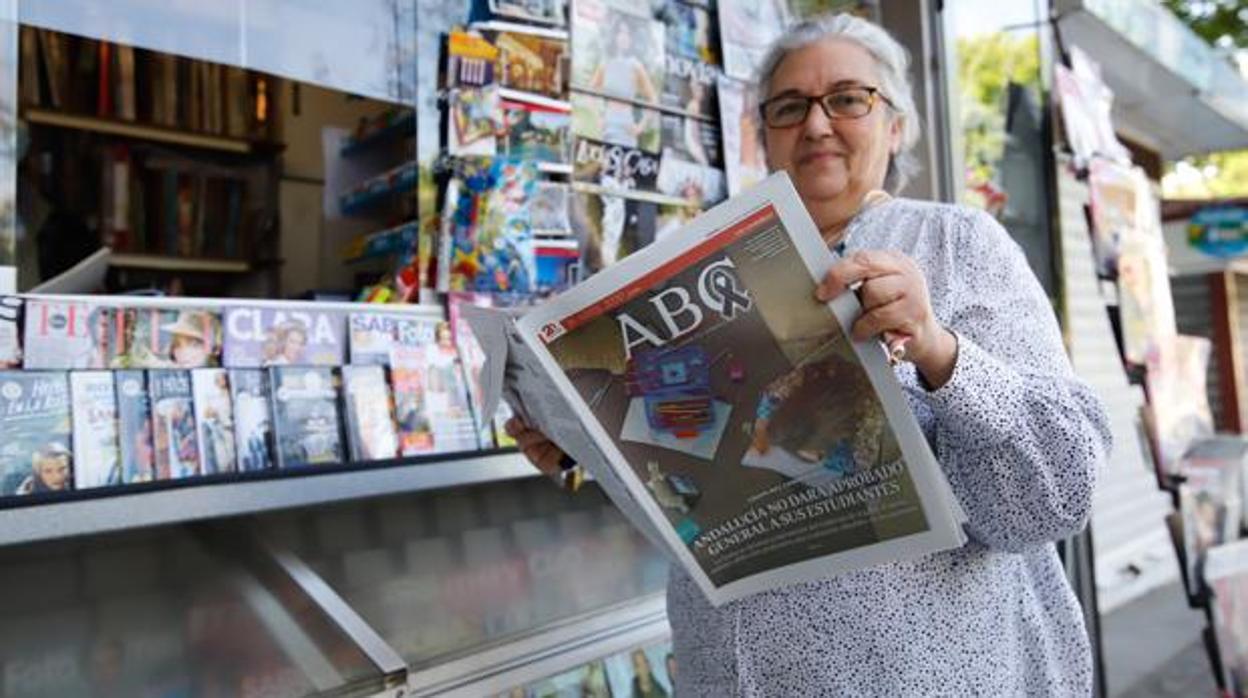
[516,173,965,605]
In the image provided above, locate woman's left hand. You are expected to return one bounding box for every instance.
[815,249,959,389]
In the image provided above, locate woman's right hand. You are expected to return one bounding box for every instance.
[504,417,567,478]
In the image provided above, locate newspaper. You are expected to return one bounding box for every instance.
[465,173,966,606]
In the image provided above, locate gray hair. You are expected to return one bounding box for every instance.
[755,13,922,194]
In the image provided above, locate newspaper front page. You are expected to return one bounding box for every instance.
[471,173,966,605]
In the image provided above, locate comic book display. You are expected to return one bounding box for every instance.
[0,372,72,496]
[223,307,346,368]
[470,174,966,605]
[69,371,121,489]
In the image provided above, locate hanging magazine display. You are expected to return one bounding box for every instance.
[573,137,661,191]
[717,0,788,81]
[662,54,718,118]
[467,174,965,605]
[571,0,665,108]
[718,76,768,196]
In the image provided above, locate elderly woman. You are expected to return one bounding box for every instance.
[508,13,1110,696]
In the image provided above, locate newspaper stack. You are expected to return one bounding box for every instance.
[466,173,966,606]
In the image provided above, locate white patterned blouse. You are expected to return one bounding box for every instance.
[667,197,1111,697]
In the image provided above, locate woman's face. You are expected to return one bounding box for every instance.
[36,456,70,490]
[172,335,207,367]
[763,39,901,228]
[282,331,307,361]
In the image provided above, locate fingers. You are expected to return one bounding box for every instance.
[816,250,907,301]
[851,297,915,342]
[855,273,908,313]
[505,416,568,478]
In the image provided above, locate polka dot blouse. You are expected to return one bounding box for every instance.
[666,198,1111,697]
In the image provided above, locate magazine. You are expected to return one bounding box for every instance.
[0,372,73,496]
[191,369,237,475]
[718,75,768,196]
[342,364,400,462]
[148,369,201,480]
[465,173,965,605]
[347,312,438,366]
[1086,159,1138,278]
[1177,452,1243,597]
[662,0,717,63]
[223,307,346,368]
[450,293,505,449]
[603,640,675,698]
[571,0,665,108]
[390,321,481,455]
[447,87,502,157]
[523,660,611,697]
[109,308,223,369]
[502,99,571,163]
[229,369,274,472]
[0,296,22,368]
[69,371,121,489]
[663,54,718,118]
[494,30,569,97]
[1147,334,1215,479]
[1204,539,1248,695]
[115,370,156,483]
[657,147,727,206]
[22,300,111,369]
[571,92,663,154]
[660,111,723,168]
[531,181,573,235]
[446,30,500,89]
[572,137,660,191]
[717,0,789,81]
[489,0,567,25]
[269,366,345,468]
[570,189,657,275]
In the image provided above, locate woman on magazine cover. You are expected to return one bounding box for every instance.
[509,12,1110,697]
[589,18,660,148]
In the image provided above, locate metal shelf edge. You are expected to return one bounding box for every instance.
[0,452,538,547]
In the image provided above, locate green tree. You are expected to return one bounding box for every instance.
[955,33,1041,196]
[1160,1,1248,198]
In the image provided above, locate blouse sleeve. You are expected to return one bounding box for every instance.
[919,209,1111,553]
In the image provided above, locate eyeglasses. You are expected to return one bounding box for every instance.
[759,86,895,129]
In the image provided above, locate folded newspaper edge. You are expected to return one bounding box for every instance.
[465,173,968,606]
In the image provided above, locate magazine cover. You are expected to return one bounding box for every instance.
[347,312,439,366]
[572,0,665,108]
[718,0,789,80]
[1178,455,1243,597]
[0,372,72,496]
[0,296,22,368]
[663,54,718,119]
[572,137,660,191]
[489,0,567,25]
[1147,334,1215,479]
[661,112,723,168]
[450,293,504,449]
[657,147,727,206]
[23,300,111,369]
[269,366,345,468]
[342,364,400,462]
[1204,539,1248,695]
[502,99,571,163]
[446,30,499,89]
[662,0,716,63]
[147,369,201,480]
[114,370,156,483]
[69,371,121,489]
[229,369,274,472]
[448,87,502,157]
[531,181,573,235]
[391,320,481,455]
[571,93,662,155]
[523,660,611,697]
[513,173,964,604]
[570,190,657,275]
[718,75,768,196]
[191,369,237,475]
[1086,149,1140,278]
[108,308,223,369]
[603,641,675,698]
[223,307,347,368]
[494,31,568,98]
[1117,186,1175,365]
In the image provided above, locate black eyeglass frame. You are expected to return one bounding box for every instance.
[758,86,897,128]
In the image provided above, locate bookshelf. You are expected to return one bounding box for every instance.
[110,252,252,274]
[24,108,271,155]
